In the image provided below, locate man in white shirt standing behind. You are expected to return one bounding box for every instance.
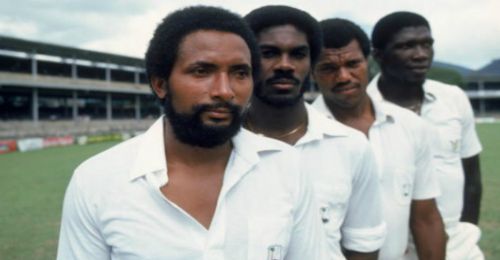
[312,18,446,259]
[368,11,484,259]
[244,6,386,259]
[57,6,327,260]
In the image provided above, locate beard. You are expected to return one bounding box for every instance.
[164,95,243,148]
[254,71,308,108]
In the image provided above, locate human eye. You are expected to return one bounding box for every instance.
[346,59,361,68]
[316,63,338,74]
[422,40,434,49]
[260,48,278,59]
[188,64,213,77]
[232,66,251,79]
[291,48,309,60]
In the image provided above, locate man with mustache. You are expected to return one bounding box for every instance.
[367,11,484,259]
[57,6,327,259]
[312,18,446,260]
[244,5,385,259]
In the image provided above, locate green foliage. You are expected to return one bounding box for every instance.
[427,66,465,88]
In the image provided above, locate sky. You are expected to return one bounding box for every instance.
[1,0,499,70]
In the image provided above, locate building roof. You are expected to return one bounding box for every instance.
[0,35,144,67]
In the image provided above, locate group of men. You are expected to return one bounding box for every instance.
[57,5,483,260]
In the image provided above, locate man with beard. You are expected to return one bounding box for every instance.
[57,6,327,260]
[312,18,446,260]
[367,11,484,259]
[244,5,385,259]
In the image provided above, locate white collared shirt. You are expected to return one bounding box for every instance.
[293,104,386,258]
[313,96,440,260]
[57,116,327,260]
[367,75,482,226]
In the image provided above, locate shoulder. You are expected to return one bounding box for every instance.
[72,135,142,189]
[425,79,468,100]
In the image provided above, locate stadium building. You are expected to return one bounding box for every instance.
[1,35,499,141]
[0,35,159,140]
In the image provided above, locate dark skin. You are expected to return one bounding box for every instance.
[247,25,377,260]
[151,30,253,229]
[314,39,446,259]
[373,26,482,224]
[461,155,482,224]
[245,25,309,145]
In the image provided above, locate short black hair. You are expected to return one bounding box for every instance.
[244,5,323,65]
[145,5,260,97]
[319,18,371,57]
[372,11,430,50]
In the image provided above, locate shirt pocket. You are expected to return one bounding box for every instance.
[393,167,415,206]
[248,216,292,260]
[318,184,350,242]
[433,119,462,159]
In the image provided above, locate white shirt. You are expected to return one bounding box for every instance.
[367,75,482,226]
[293,104,386,258]
[57,116,327,260]
[313,96,440,260]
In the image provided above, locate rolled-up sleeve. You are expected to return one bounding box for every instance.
[341,143,386,252]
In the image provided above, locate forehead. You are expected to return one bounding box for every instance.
[257,24,308,48]
[390,26,432,44]
[318,40,364,63]
[177,29,251,64]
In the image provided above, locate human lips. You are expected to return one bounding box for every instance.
[204,107,232,120]
[332,83,359,94]
[267,76,300,90]
[408,65,429,74]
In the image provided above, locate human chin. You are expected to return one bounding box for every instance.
[254,80,305,108]
[164,100,242,148]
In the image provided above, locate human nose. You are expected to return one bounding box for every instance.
[413,45,431,60]
[210,73,235,101]
[276,55,294,72]
[337,67,351,82]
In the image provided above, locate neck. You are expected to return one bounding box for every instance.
[329,95,374,123]
[325,95,375,137]
[377,73,424,106]
[244,96,308,145]
[163,119,233,165]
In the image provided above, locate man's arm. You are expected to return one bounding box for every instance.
[57,171,110,259]
[341,141,385,260]
[410,199,447,260]
[461,154,482,224]
[286,151,328,260]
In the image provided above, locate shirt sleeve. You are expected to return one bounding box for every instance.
[57,170,110,260]
[412,120,441,200]
[286,152,329,260]
[455,88,482,158]
[341,141,386,252]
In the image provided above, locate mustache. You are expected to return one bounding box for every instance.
[265,71,301,86]
[332,81,358,90]
[193,102,241,115]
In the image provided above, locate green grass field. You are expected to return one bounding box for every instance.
[0,123,499,259]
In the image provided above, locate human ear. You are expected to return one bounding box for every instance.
[150,77,168,99]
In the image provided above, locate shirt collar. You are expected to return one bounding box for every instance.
[298,102,349,145]
[129,116,285,181]
[370,97,396,125]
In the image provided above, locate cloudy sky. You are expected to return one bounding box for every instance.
[1,0,499,70]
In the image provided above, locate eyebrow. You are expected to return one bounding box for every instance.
[259,44,310,51]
